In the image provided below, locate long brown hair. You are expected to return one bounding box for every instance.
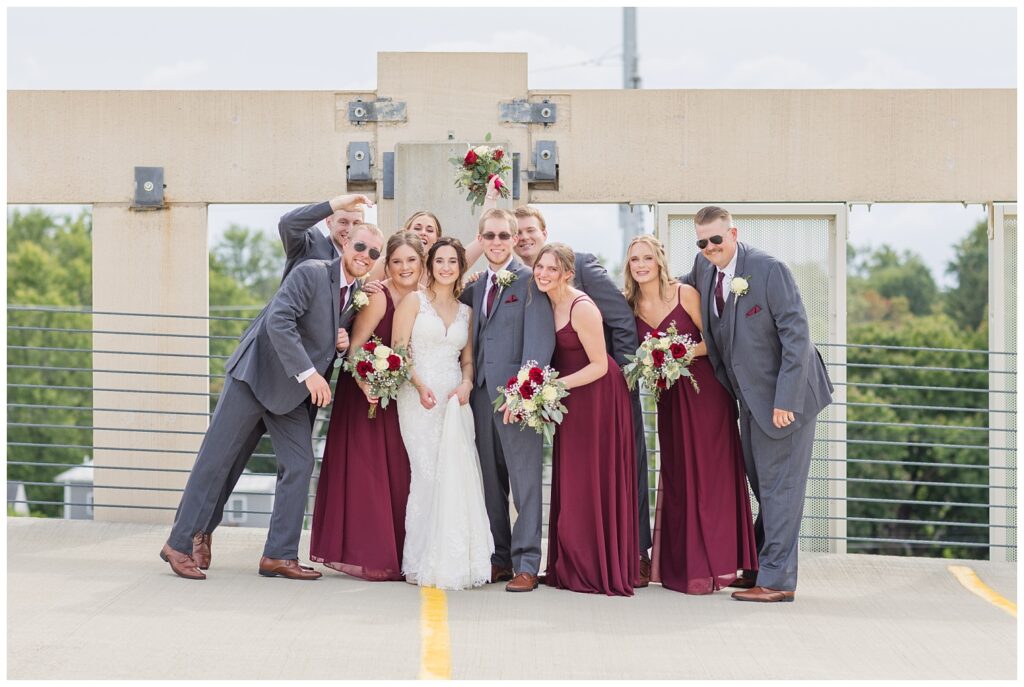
[624,235,677,312]
[384,230,426,278]
[425,236,468,299]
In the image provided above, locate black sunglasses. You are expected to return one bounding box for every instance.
[481,232,513,241]
[352,241,381,260]
[696,234,728,250]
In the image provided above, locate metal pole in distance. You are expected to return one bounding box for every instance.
[619,8,645,260]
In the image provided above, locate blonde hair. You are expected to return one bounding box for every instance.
[624,235,677,313]
[349,222,384,243]
[478,208,518,235]
[513,205,546,231]
[402,211,443,237]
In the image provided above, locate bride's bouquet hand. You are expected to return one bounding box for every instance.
[449,380,473,406]
[418,384,437,410]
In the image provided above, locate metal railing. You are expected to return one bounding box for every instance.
[6,305,1017,560]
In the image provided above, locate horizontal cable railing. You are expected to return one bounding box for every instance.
[7,305,1017,560]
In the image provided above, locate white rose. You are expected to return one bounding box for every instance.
[642,355,654,367]
[474,145,491,156]
[517,368,530,384]
[655,338,671,351]
[374,345,393,359]
[527,416,541,428]
[541,386,558,403]
[522,398,538,413]
[730,277,749,295]
[373,357,390,371]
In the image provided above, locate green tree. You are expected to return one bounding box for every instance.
[212,225,286,304]
[849,245,939,318]
[944,219,988,331]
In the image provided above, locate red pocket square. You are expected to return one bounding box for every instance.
[505,294,519,304]
[746,305,761,317]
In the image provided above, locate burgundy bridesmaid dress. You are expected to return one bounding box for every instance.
[545,295,639,596]
[636,286,758,594]
[310,289,411,581]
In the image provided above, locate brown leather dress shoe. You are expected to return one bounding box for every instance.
[505,572,539,593]
[192,532,212,570]
[729,575,757,589]
[636,556,651,588]
[160,543,206,580]
[258,557,322,580]
[490,564,514,584]
[731,586,795,603]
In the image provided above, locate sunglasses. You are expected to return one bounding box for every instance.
[696,234,729,250]
[481,232,513,241]
[352,241,381,260]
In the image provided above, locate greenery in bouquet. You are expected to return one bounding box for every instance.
[450,132,512,210]
[343,336,413,418]
[623,322,700,401]
[492,361,569,443]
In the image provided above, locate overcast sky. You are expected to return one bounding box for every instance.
[7,6,1016,285]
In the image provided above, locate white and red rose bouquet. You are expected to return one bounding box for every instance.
[492,361,569,443]
[450,132,512,210]
[343,336,412,418]
[623,322,700,401]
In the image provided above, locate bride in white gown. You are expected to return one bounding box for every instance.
[391,237,494,590]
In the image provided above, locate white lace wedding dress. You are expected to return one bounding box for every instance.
[397,291,494,590]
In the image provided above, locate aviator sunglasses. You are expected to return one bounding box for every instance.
[481,231,513,241]
[352,241,381,260]
[696,233,730,250]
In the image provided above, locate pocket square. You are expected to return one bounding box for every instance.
[505,294,519,304]
[746,305,762,317]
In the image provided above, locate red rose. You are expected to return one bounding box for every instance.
[362,341,377,353]
[387,354,401,371]
[494,177,504,190]
[494,149,504,161]
[356,360,373,378]
[506,376,518,391]
[656,378,667,389]
[670,343,687,359]
[651,349,666,367]
[464,150,478,167]
[529,367,544,385]
[519,382,535,400]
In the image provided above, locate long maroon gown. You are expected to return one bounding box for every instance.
[636,287,758,594]
[545,295,639,596]
[310,289,411,580]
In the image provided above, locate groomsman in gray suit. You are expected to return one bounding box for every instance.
[186,194,372,572]
[682,206,832,602]
[510,206,652,583]
[160,223,384,580]
[460,208,556,592]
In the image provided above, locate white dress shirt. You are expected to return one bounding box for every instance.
[296,261,356,384]
[714,249,739,318]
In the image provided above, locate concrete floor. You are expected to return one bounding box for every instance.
[7,518,1017,680]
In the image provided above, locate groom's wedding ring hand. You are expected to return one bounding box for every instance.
[306,372,332,407]
[336,329,350,353]
[773,408,796,429]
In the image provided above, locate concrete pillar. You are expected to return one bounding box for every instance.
[92,203,209,524]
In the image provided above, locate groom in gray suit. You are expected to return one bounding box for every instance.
[460,208,556,593]
[683,206,832,602]
[160,223,383,580]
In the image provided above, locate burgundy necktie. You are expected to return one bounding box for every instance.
[485,273,498,317]
[715,271,726,317]
[339,285,349,316]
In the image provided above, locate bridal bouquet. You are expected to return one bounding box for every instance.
[344,337,412,418]
[623,322,700,401]
[493,361,569,443]
[450,132,512,210]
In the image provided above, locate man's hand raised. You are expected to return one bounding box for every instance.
[329,194,375,213]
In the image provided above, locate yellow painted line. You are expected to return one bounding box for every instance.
[418,586,451,680]
[948,565,1017,618]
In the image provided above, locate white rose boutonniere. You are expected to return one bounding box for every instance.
[495,269,517,289]
[351,290,370,312]
[730,275,751,298]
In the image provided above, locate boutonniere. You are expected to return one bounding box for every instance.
[495,269,517,289]
[730,275,751,298]
[344,290,369,314]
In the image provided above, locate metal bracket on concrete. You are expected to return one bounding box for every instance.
[347,98,407,124]
[131,166,164,210]
[382,152,395,199]
[528,141,558,183]
[499,99,557,125]
[347,142,372,183]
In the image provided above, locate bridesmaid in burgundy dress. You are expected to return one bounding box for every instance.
[625,235,758,594]
[531,243,639,596]
[310,230,425,580]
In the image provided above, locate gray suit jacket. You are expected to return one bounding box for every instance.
[226,256,358,416]
[279,201,339,277]
[573,251,638,367]
[460,258,556,394]
[683,243,833,439]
